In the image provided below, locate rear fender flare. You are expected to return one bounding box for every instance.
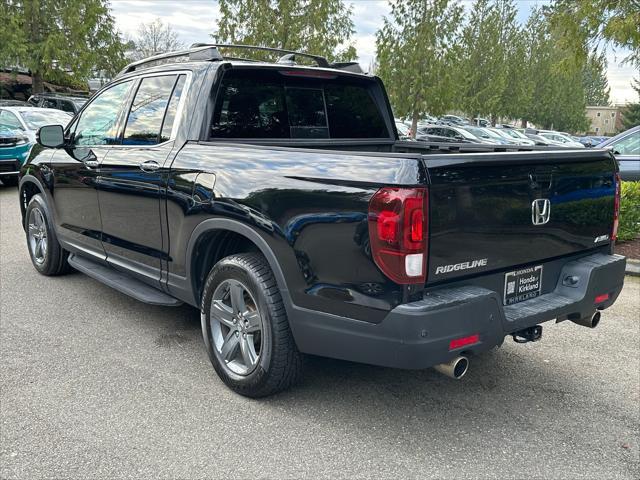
[186,218,293,309]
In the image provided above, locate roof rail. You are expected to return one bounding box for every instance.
[117,45,223,77]
[117,43,363,77]
[191,43,331,68]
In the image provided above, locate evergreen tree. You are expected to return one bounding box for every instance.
[376,0,463,136]
[214,0,357,62]
[0,0,126,93]
[458,0,519,124]
[621,78,640,130]
[582,52,611,106]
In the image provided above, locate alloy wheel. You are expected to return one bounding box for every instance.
[210,279,264,376]
[28,207,48,265]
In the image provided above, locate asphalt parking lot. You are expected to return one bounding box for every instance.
[1,184,639,479]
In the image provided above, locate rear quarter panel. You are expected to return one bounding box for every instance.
[166,142,426,322]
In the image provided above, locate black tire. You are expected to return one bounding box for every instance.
[1,176,19,187]
[24,194,71,276]
[201,253,303,397]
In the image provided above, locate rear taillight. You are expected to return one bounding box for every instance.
[612,172,621,241]
[368,187,428,284]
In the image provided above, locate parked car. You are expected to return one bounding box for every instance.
[20,44,625,397]
[395,121,412,140]
[0,99,29,107]
[0,107,71,185]
[539,131,585,148]
[419,124,488,143]
[438,114,469,126]
[597,125,640,181]
[578,136,609,148]
[523,130,565,146]
[462,126,512,145]
[471,117,490,127]
[28,93,88,114]
[492,127,535,146]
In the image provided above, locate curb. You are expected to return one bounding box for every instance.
[626,259,640,277]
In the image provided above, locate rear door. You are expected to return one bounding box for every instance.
[97,73,188,286]
[425,151,617,283]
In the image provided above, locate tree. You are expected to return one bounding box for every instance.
[551,0,640,69]
[0,0,126,93]
[213,0,357,62]
[621,78,640,129]
[582,52,611,106]
[376,0,464,136]
[130,19,185,61]
[457,0,519,124]
[520,8,588,133]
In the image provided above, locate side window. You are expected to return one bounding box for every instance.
[74,81,133,146]
[59,100,75,113]
[0,110,23,130]
[160,75,186,142]
[612,133,640,155]
[122,75,177,145]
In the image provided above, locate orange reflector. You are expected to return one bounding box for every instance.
[594,293,609,304]
[449,334,480,351]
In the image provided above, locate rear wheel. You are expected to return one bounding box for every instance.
[25,194,70,276]
[201,253,303,397]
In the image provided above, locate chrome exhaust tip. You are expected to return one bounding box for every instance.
[434,356,469,379]
[570,311,601,329]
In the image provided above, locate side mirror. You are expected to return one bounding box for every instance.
[37,125,65,148]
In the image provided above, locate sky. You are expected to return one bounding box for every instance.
[109,0,638,105]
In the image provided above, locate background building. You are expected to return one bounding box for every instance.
[585,105,623,135]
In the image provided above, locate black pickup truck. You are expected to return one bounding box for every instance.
[20,45,626,397]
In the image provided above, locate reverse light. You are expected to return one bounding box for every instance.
[368,187,428,284]
[594,293,610,304]
[612,172,621,241]
[449,334,480,351]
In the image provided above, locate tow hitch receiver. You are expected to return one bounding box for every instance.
[512,325,542,343]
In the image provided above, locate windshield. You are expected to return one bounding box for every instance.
[454,127,477,139]
[20,110,72,129]
[465,126,490,138]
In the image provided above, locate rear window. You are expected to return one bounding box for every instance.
[209,69,389,139]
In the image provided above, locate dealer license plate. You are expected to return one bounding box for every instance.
[503,265,543,305]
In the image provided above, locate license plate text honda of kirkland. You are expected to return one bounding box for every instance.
[19,45,626,397]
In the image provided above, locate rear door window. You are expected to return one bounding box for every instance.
[210,69,389,139]
[122,75,179,145]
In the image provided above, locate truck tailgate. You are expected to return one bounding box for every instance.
[424,150,617,283]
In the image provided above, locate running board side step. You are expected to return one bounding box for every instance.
[68,254,183,306]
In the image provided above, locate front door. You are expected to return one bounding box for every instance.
[97,73,187,286]
[50,80,134,260]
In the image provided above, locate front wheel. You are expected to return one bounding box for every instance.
[201,253,303,397]
[24,194,70,276]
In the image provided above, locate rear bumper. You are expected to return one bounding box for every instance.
[291,253,626,369]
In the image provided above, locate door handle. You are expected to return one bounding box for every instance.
[83,160,99,168]
[140,160,160,172]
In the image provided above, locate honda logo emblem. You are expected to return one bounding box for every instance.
[531,198,551,225]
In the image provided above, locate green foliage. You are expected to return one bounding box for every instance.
[619,181,640,242]
[551,0,640,69]
[621,79,640,130]
[0,0,126,92]
[457,0,519,121]
[213,0,357,62]
[519,8,589,132]
[582,52,611,106]
[376,0,463,134]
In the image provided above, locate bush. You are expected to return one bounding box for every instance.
[618,181,640,242]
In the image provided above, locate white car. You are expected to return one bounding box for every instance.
[494,128,535,146]
[539,131,585,148]
[0,106,73,143]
